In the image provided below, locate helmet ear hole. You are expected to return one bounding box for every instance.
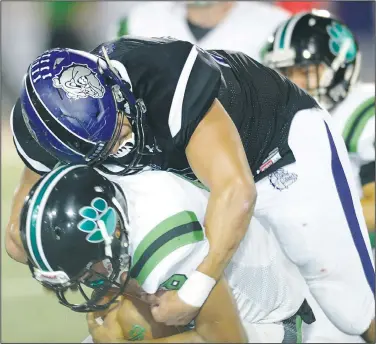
[54,227,62,240]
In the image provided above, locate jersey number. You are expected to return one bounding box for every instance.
[160,274,188,290]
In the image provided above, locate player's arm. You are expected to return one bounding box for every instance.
[138,279,246,343]
[359,161,375,232]
[185,277,247,343]
[5,166,41,263]
[88,278,247,343]
[361,182,375,231]
[6,99,55,263]
[186,99,256,282]
[153,104,256,325]
[144,41,256,325]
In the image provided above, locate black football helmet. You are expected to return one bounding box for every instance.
[262,10,361,110]
[19,164,131,312]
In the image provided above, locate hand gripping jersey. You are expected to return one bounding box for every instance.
[330,82,375,197]
[108,2,290,62]
[12,37,318,182]
[106,170,306,325]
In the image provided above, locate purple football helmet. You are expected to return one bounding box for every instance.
[20,47,145,168]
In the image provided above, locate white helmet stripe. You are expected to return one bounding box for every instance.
[350,52,361,86]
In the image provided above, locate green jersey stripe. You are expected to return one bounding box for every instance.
[28,165,68,270]
[343,97,374,145]
[348,106,374,153]
[131,220,202,276]
[132,211,199,265]
[131,224,204,285]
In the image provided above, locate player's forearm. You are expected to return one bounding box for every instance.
[5,167,40,263]
[5,198,26,263]
[5,231,27,264]
[197,180,255,280]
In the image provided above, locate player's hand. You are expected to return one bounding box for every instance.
[149,290,200,326]
[87,312,124,343]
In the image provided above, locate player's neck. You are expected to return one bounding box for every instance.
[186,2,235,29]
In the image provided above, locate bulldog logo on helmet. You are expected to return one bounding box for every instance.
[52,63,105,100]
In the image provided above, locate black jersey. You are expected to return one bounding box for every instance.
[12,36,318,182]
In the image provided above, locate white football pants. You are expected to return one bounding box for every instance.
[254,108,375,336]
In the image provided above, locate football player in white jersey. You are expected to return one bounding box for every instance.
[19,165,313,343]
[262,9,375,343]
[108,1,290,61]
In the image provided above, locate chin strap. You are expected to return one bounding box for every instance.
[98,220,113,258]
[101,46,121,79]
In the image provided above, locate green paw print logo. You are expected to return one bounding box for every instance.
[128,325,145,341]
[327,23,357,63]
[78,197,117,243]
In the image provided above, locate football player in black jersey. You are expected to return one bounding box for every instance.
[5,36,374,342]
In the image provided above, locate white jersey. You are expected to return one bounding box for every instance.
[330,82,375,197]
[107,170,306,325]
[108,2,289,61]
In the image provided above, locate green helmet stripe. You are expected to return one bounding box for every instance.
[343,97,375,153]
[275,18,292,50]
[26,165,84,271]
[279,25,288,49]
[26,165,67,270]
